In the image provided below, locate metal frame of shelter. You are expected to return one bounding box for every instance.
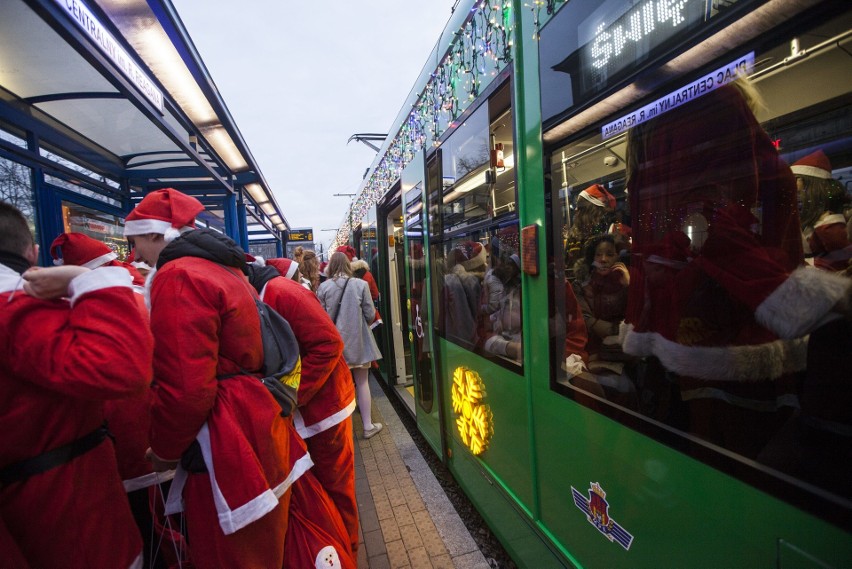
[0,0,288,265]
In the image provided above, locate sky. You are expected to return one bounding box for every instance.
[170,1,456,253]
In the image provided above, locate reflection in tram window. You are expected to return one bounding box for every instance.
[546,10,852,501]
[430,82,524,370]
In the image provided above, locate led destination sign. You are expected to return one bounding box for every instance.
[601,52,754,139]
[287,229,314,242]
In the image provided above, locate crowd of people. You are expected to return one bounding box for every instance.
[0,188,383,568]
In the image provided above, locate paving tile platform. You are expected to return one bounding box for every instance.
[353,373,491,569]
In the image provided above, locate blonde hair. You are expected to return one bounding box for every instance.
[327,251,352,278]
[299,249,320,290]
[293,245,304,263]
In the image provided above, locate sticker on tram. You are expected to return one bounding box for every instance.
[571,482,634,550]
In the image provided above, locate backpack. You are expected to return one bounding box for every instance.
[253,298,301,417]
[216,264,302,417]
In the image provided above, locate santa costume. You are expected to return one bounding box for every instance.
[245,261,360,556]
[622,84,851,457]
[124,188,297,568]
[0,255,153,568]
[48,232,185,567]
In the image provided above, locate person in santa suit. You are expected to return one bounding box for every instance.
[790,150,852,274]
[49,232,186,569]
[245,256,360,557]
[0,201,153,569]
[124,188,295,569]
[622,80,852,458]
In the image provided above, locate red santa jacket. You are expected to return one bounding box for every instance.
[260,276,356,437]
[148,257,293,535]
[623,85,849,389]
[0,265,153,569]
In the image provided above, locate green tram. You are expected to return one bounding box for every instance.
[338,0,852,566]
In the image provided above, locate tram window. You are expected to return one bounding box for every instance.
[430,84,524,370]
[0,156,37,241]
[546,10,852,501]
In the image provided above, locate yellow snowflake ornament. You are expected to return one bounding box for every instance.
[451,366,493,455]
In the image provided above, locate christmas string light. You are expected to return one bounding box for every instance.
[333,1,518,244]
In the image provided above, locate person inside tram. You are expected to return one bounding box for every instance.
[564,183,616,280]
[620,78,852,459]
[482,252,523,362]
[0,200,154,569]
[123,188,296,569]
[792,149,852,273]
[442,241,486,350]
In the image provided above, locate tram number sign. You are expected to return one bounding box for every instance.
[287,229,313,242]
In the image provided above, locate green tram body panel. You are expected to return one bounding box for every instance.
[357,0,852,566]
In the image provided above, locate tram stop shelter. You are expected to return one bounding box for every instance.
[0,0,287,265]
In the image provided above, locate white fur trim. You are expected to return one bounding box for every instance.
[143,266,157,312]
[315,545,342,569]
[284,262,298,279]
[164,465,187,516]
[123,469,176,493]
[0,264,25,293]
[790,164,831,179]
[814,213,846,229]
[163,227,181,243]
[273,452,314,498]
[579,190,606,208]
[294,398,357,438]
[53,258,63,266]
[622,324,808,381]
[124,218,172,236]
[193,423,280,535]
[81,252,118,270]
[351,259,369,272]
[128,552,143,569]
[253,256,266,267]
[68,267,133,307]
[755,266,850,339]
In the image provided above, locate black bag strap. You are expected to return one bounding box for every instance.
[331,277,350,324]
[0,424,109,487]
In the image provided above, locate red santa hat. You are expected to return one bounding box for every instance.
[791,150,832,180]
[49,232,118,268]
[456,241,487,271]
[335,245,357,261]
[123,188,204,242]
[267,257,299,280]
[578,184,616,210]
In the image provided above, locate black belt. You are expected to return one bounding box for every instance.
[0,424,110,488]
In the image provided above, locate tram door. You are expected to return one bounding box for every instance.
[401,153,442,453]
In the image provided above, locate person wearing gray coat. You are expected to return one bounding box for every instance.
[318,252,384,439]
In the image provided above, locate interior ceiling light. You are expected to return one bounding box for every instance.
[543,0,816,143]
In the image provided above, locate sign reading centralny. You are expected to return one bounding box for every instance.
[601,52,754,140]
[54,0,164,113]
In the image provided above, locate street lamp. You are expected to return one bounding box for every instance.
[333,193,357,247]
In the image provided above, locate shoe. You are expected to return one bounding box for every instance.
[363,423,383,439]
